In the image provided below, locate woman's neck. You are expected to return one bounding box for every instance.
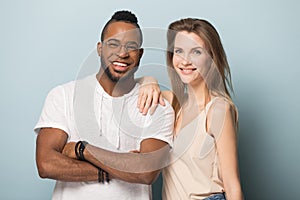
[186,82,210,110]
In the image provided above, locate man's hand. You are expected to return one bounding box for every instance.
[62,142,77,159]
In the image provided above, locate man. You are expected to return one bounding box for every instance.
[35,10,174,200]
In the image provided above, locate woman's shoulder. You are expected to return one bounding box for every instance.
[211,96,236,109]
[162,90,175,104]
[208,96,238,123]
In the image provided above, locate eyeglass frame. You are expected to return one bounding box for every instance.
[103,39,141,53]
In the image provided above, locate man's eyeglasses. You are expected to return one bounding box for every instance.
[104,39,140,53]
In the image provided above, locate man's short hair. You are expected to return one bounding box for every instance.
[100,10,143,44]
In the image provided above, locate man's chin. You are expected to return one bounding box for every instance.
[102,67,118,82]
[102,65,138,82]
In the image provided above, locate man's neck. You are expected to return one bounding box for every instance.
[96,70,136,97]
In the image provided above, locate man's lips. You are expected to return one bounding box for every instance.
[112,61,129,72]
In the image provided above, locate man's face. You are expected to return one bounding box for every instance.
[98,21,143,82]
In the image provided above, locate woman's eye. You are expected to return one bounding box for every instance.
[193,50,201,55]
[174,49,182,54]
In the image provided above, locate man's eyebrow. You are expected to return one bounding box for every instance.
[106,38,120,42]
[126,41,139,45]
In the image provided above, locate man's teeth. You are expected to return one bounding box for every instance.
[113,62,127,67]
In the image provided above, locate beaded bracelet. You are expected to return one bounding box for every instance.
[98,168,110,183]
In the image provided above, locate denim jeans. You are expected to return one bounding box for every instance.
[203,193,226,200]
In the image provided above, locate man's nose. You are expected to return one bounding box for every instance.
[117,45,129,57]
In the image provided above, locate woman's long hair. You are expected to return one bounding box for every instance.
[166,18,236,119]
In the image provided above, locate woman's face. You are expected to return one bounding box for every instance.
[172,31,212,85]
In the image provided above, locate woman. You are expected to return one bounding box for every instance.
[163,18,243,200]
[139,18,243,200]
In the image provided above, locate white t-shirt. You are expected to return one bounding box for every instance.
[34,74,174,200]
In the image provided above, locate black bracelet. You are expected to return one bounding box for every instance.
[75,141,88,161]
[105,171,110,183]
[74,141,81,160]
[98,168,103,183]
[79,141,88,161]
[98,168,110,183]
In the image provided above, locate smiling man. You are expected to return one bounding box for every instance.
[34,11,174,200]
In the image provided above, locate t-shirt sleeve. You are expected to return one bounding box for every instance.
[138,101,175,148]
[34,86,70,135]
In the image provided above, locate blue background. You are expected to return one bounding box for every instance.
[1,0,299,199]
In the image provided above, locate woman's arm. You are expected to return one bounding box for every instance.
[207,101,243,200]
[136,76,165,115]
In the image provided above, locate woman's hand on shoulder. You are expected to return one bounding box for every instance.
[137,76,165,115]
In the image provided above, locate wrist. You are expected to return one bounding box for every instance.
[140,76,158,85]
[75,141,88,161]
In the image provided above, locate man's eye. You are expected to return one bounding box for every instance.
[126,45,139,51]
[108,43,119,48]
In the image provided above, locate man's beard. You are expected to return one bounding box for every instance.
[101,58,138,82]
[104,67,120,82]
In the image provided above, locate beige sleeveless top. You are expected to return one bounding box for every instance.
[162,97,225,200]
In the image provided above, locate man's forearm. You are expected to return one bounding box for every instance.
[84,144,170,184]
[37,149,98,182]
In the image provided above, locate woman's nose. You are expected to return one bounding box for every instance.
[181,54,192,65]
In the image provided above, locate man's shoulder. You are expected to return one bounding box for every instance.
[156,98,174,116]
[48,74,97,96]
[125,84,174,117]
[47,80,75,96]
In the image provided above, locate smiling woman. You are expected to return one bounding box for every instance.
[172,31,212,85]
[160,18,244,200]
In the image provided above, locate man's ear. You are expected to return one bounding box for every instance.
[97,42,102,56]
[139,48,144,59]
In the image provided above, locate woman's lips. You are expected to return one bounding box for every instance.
[179,67,197,75]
